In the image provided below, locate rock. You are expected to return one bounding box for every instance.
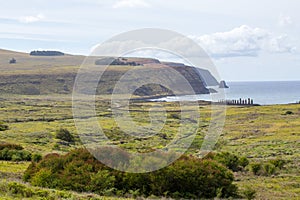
[219,80,229,88]
[9,58,16,64]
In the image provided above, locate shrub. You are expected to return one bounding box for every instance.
[204,152,249,171]
[0,122,9,131]
[250,162,278,176]
[263,163,276,176]
[32,153,43,163]
[0,149,32,161]
[31,169,61,188]
[0,143,23,150]
[8,182,34,198]
[170,113,180,119]
[243,186,256,200]
[239,156,249,168]
[89,170,116,195]
[213,152,241,171]
[284,111,293,115]
[250,163,262,175]
[55,128,75,144]
[24,148,238,199]
[269,158,286,170]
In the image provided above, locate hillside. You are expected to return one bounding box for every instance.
[0,49,218,96]
[0,95,299,199]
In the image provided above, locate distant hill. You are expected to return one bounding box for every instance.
[0,49,219,96]
[162,62,219,87]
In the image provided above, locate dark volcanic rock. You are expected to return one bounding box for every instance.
[219,80,229,88]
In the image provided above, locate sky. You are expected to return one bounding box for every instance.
[0,0,299,81]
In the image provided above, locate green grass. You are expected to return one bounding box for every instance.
[0,94,299,199]
[0,179,132,200]
[0,161,30,174]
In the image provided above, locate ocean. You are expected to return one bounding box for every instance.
[154,81,300,105]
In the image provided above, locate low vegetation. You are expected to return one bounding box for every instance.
[205,151,249,172]
[55,128,75,144]
[0,180,127,200]
[23,148,238,199]
[0,122,9,131]
[0,143,32,161]
[0,94,299,199]
[30,50,64,56]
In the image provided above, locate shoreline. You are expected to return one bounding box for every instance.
[135,94,300,106]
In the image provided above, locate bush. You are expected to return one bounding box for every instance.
[8,182,34,198]
[24,148,238,199]
[32,153,43,163]
[210,152,246,172]
[0,144,32,162]
[0,143,23,150]
[239,156,249,168]
[250,162,277,176]
[0,122,9,131]
[31,169,61,188]
[269,158,286,170]
[263,163,276,176]
[55,128,75,144]
[250,163,262,175]
[284,111,293,115]
[89,170,116,195]
[243,186,256,200]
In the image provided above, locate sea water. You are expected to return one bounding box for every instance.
[154,81,300,105]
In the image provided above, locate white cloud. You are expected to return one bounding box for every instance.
[19,14,44,23]
[191,25,296,58]
[279,14,293,27]
[113,0,150,8]
[267,35,296,53]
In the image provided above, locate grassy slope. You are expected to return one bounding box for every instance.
[0,49,84,75]
[0,95,299,199]
[0,49,299,199]
[0,49,208,96]
[222,105,300,199]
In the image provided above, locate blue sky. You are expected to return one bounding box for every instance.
[1,0,299,81]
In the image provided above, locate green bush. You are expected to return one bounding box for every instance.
[55,128,75,144]
[239,156,249,168]
[269,158,286,170]
[8,182,34,198]
[243,186,256,200]
[89,170,116,195]
[32,153,43,163]
[31,169,61,188]
[0,143,23,150]
[208,152,247,172]
[24,148,238,199]
[250,162,277,176]
[284,110,293,115]
[0,122,9,131]
[250,163,262,175]
[0,148,32,161]
[263,163,276,176]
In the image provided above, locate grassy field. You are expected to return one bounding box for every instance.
[0,49,299,199]
[0,94,299,199]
